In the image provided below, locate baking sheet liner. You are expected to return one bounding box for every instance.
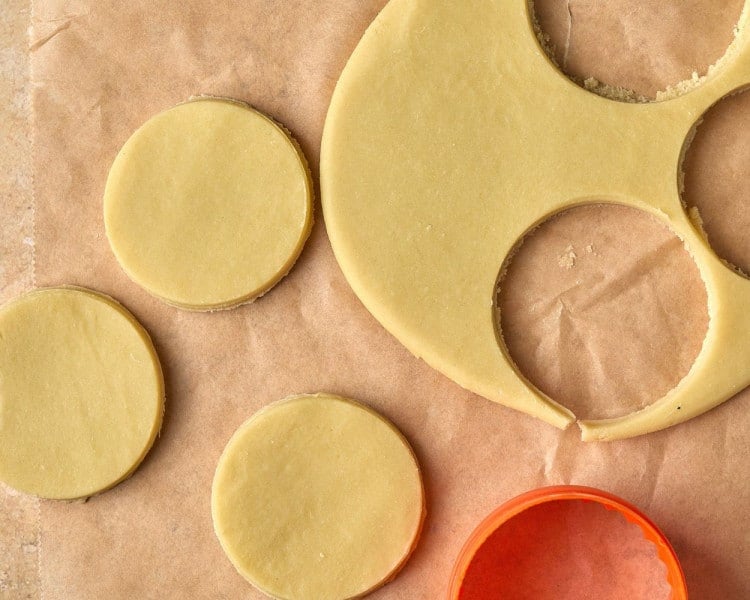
[1,0,749,597]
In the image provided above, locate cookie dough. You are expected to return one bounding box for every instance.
[211,394,424,600]
[321,0,750,440]
[0,287,164,500]
[104,98,313,311]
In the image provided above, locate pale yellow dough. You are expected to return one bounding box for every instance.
[104,98,313,311]
[0,287,164,500]
[211,394,424,600]
[321,0,750,440]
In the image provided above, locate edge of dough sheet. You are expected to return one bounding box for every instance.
[0,286,165,500]
[104,97,315,312]
[321,0,750,441]
[211,393,426,600]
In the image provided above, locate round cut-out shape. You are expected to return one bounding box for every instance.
[682,88,750,275]
[531,0,745,101]
[211,394,424,600]
[497,204,708,421]
[104,98,313,311]
[0,287,164,500]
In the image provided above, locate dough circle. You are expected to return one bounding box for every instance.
[321,0,750,440]
[0,287,164,500]
[211,394,424,600]
[104,98,313,311]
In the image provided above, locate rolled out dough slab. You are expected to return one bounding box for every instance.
[321,0,750,440]
[104,98,313,311]
[0,287,164,500]
[211,393,425,600]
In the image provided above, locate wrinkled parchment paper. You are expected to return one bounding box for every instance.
[2,0,750,598]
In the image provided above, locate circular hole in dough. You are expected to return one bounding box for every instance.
[0,287,164,500]
[530,0,745,101]
[104,98,314,311]
[211,393,425,600]
[495,204,708,420]
[682,87,750,276]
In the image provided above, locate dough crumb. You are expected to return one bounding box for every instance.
[558,245,577,269]
[21,543,37,555]
[582,77,647,103]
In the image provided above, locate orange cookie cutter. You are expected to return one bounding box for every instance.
[449,486,687,599]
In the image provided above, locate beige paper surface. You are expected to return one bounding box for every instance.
[0,2,40,599]
[2,1,749,598]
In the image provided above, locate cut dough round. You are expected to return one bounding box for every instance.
[0,287,164,500]
[211,394,424,600]
[104,98,313,311]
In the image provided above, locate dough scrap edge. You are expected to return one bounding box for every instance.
[581,3,750,440]
[0,285,165,501]
[210,392,426,600]
[321,0,750,441]
[103,96,315,312]
[320,0,576,434]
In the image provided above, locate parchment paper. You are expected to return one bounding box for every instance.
[2,0,750,598]
[0,2,39,599]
